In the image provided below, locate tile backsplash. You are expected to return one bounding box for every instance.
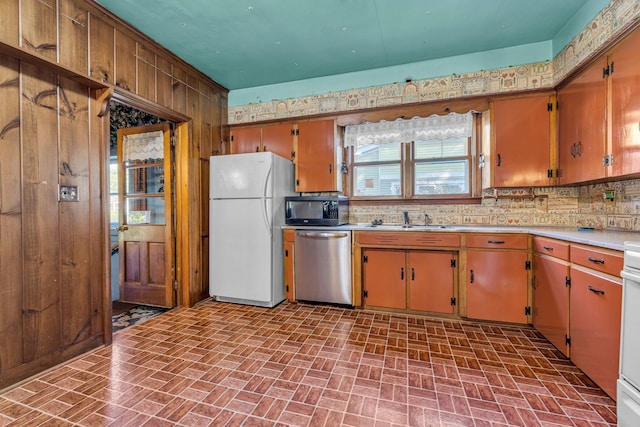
[349,178,640,231]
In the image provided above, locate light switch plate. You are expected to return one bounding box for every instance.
[59,185,79,202]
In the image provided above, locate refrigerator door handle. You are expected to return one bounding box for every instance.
[263,162,272,199]
[263,197,272,234]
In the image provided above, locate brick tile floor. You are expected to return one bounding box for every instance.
[0,301,617,426]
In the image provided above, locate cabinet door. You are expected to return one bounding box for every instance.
[533,254,570,357]
[492,95,552,187]
[569,267,621,399]
[283,240,295,301]
[610,28,640,178]
[467,251,529,323]
[557,58,607,184]
[262,123,294,160]
[363,249,406,309]
[231,126,261,154]
[296,120,337,192]
[409,251,455,314]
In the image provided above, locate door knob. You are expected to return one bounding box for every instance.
[115,224,129,232]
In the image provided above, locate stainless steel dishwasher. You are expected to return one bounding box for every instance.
[294,229,352,306]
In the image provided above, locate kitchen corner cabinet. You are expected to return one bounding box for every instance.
[283,229,295,301]
[557,57,607,185]
[466,234,530,324]
[230,123,294,160]
[294,120,342,192]
[484,93,555,188]
[532,237,570,357]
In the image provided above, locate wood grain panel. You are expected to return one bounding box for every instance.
[156,55,172,108]
[172,65,187,114]
[0,55,23,371]
[21,0,57,61]
[88,15,114,83]
[58,0,88,74]
[58,77,92,347]
[137,42,156,101]
[21,62,61,361]
[0,0,19,45]
[115,29,136,91]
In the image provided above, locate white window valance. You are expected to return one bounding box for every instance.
[344,112,474,147]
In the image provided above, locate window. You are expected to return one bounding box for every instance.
[347,113,477,199]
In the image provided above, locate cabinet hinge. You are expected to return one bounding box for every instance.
[525,260,531,270]
[285,285,289,292]
[296,179,300,186]
[450,297,457,306]
[363,255,368,263]
[547,102,553,112]
[602,154,614,166]
[565,276,571,287]
[610,61,615,75]
[170,136,177,147]
[566,335,571,345]
[295,129,300,136]
[291,151,296,159]
[290,129,295,136]
[525,306,531,316]
[285,249,289,257]
[547,169,553,178]
[603,65,611,78]
[450,259,456,268]
[173,280,179,291]
[363,290,369,298]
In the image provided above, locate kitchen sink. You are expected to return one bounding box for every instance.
[365,224,452,231]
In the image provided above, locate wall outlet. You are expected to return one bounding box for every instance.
[59,185,79,202]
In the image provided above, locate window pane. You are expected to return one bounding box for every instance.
[415,138,467,159]
[354,142,401,162]
[414,160,469,195]
[125,165,165,195]
[125,197,165,224]
[354,164,401,196]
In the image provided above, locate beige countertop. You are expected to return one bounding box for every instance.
[283,224,640,251]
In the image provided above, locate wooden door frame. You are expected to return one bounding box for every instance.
[98,88,190,344]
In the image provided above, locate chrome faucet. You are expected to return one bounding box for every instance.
[403,211,410,225]
[424,213,431,225]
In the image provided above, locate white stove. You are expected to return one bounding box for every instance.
[618,241,640,426]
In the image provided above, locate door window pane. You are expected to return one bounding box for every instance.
[125,165,165,195]
[125,197,165,224]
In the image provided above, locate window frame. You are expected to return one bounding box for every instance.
[348,114,481,201]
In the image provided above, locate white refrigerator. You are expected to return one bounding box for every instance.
[209,152,294,307]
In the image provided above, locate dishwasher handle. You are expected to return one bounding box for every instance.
[296,231,350,239]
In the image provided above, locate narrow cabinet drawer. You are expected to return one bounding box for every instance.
[358,232,460,248]
[467,234,528,250]
[571,245,623,276]
[533,236,570,261]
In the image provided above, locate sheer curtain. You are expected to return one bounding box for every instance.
[344,112,474,147]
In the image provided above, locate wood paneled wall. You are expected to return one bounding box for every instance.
[0,0,228,388]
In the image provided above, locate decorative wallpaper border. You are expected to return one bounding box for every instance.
[229,0,640,125]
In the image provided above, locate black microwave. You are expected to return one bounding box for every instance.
[285,196,349,226]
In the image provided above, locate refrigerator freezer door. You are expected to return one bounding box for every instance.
[210,152,273,199]
[210,198,278,306]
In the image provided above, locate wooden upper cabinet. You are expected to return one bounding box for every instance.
[230,126,261,154]
[295,119,341,192]
[230,124,293,160]
[262,123,294,160]
[488,93,554,188]
[557,57,608,185]
[610,27,640,178]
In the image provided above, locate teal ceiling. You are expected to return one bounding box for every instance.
[96,0,596,91]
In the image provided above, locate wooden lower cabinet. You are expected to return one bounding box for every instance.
[283,230,295,301]
[466,250,529,323]
[363,249,406,309]
[408,251,455,313]
[533,253,570,356]
[363,248,456,314]
[569,266,622,399]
